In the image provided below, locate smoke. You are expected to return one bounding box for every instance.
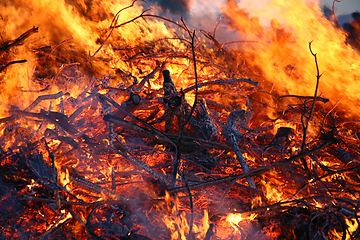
[146,0,190,15]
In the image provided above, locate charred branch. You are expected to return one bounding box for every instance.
[0,26,38,52]
[0,59,27,73]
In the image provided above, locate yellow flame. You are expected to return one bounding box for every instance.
[58,168,70,190]
[221,0,360,119]
[226,212,257,231]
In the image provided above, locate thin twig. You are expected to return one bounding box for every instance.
[43,138,56,182]
[0,59,27,72]
[301,41,322,152]
[169,139,332,194]
[24,91,64,112]
[332,0,344,32]
[114,135,171,184]
[101,95,177,150]
[278,94,328,103]
[113,12,187,32]
[48,39,74,56]
[92,0,139,57]
[170,20,199,188]
[0,27,38,51]
[158,78,257,102]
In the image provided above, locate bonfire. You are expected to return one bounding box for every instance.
[0,0,359,239]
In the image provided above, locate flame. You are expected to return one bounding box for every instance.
[162,192,211,240]
[329,217,359,240]
[221,0,360,120]
[0,0,184,117]
[226,212,257,230]
[1,0,360,239]
[58,167,70,189]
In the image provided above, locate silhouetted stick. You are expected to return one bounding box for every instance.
[223,110,256,188]
[12,109,77,135]
[278,94,328,103]
[48,39,73,56]
[0,59,27,72]
[101,95,177,151]
[301,41,322,152]
[182,78,258,93]
[204,223,215,240]
[168,139,332,194]
[157,78,258,104]
[20,85,50,93]
[113,11,188,33]
[38,212,72,240]
[170,20,198,188]
[24,91,64,112]
[0,26,38,51]
[111,167,116,190]
[104,114,233,151]
[114,135,171,185]
[43,138,56,182]
[332,0,343,32]
[92,0,139,57]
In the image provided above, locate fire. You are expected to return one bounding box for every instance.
[1,0,360,239]
[222,0,360,120]
[226,212,257,231]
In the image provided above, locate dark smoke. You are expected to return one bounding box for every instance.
[147,0,190,15]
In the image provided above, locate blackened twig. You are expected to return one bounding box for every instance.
[223,110,256,188]
[0,59,27,72]
[204,223,215,240]
[0,26,38,51]
[38,211,72,240]
[48,39,73,56]
[12,110,77,135]
[24,91,64,112]
[113,12,187,32]
[92,0,139,57]
[278,94,328,103]
[169,139,332,194]
[101,95,177,150]
[332,0,343,32]
[170,21,199,188]
[111,167,116,190]
[43,138,56,182]
[301,41,322,152]
[114,135,171,185]
[158,78,258,103]
[20,85,50,93]
[182,78,258,93]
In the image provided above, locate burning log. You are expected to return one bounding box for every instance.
[157,69,187,132]
[223,109,256,188]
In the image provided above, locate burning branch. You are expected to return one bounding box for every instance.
[0,26,38,51]
[301,41,322,152]
[332,0,343,32]
[2,2,360,239]
[171,22,199,188]
[92,0,139,57]
[0,59,27,73]
[223,110,256,188]
[24,91,65,112]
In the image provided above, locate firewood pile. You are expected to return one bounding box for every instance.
[0,3,360,240]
